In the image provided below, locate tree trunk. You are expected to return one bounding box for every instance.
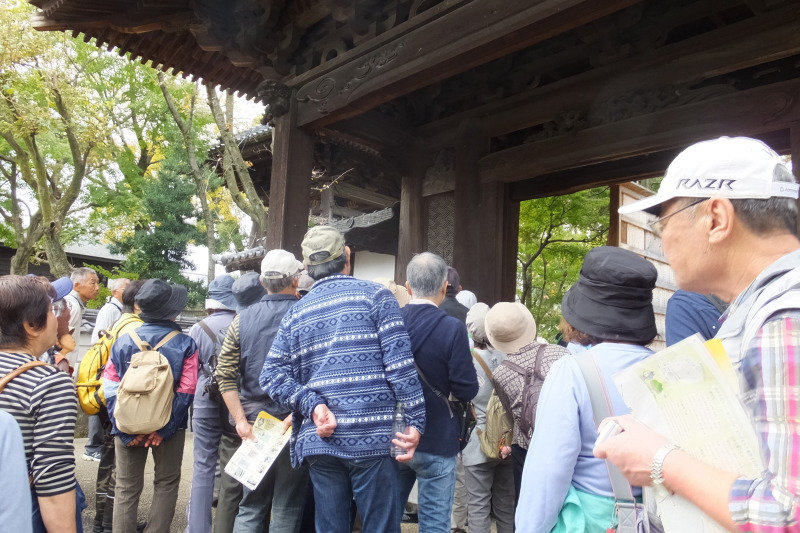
[158,73,217,282]
[10,247,33,275]
[206,85,269,246]
[42,225,72,277]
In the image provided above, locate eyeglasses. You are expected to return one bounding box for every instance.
[648,198,708,237]
[51,299,65,318]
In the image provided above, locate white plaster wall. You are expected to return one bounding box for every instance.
[353,251,396,281]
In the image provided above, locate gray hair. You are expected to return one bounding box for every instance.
[406,252,448,298]
[263,275,296,294]
[307,254,347,281]
[70,267,97,283]
[108,278,130,292]
[731,164,798,235]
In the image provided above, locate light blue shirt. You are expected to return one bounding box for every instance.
[0,410,32,533]
[516,342,653,533]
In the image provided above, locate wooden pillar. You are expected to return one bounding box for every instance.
[395,152,425,284]
[478,181,518,305]
[267,93,314,259]
[454,119,489,294]
[792,123,800,236]
[500,193,520,304]
[608,184,620,246]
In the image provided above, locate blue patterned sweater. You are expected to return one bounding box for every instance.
[260,274,426,466]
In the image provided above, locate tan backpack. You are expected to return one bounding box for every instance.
[472,351,513,460]
[114,330,179,435]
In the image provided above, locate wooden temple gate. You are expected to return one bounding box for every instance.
[28,0,800,305]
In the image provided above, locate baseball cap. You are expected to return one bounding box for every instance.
[51,276,73,301]
[619,137,799,215]
[301,226,345,266]
[261,249,303,280]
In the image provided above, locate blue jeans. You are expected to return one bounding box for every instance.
[307,454,400,533]
[398,452,457,533]
[233,444,308,533]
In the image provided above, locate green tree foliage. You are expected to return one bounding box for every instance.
[517,187,610,341]
[0,1,120,275]
[110,160,205,307]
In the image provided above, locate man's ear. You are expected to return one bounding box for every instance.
[707,198,736,244]
[405,281,414,298]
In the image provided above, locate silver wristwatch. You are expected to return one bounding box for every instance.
[650,443,680,486]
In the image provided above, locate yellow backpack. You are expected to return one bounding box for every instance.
[75,315,142,415]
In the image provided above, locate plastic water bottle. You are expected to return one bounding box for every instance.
[390,403,406,457]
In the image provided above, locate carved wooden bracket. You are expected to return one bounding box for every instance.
[296,40,408,114]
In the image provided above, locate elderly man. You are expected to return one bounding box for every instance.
[63,267,104,462]
[596,136,800,531]
[260,226,426,533]
[214,250,309,533]
[92,278,131,343]
[398,252,478,533]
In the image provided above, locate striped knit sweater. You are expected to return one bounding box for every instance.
[0,352,77,496]
[260,274,426,467]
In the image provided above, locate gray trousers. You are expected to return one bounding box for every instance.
[186,416,222,533]
[85,414,104,454]
[113,430,185,533]
[464,459,515,533]
[450,456,468,530]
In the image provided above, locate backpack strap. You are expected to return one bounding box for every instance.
[153,330,181,351]
[197,321,217,346]
[127,329,180,352]
[0,361,50,393]
[472,350,493,382]
[413,362,454,418]
[574,350,634,502]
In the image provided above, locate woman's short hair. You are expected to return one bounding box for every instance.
[121,279,146,313]
[0,275,51,348]
[559,318,605,347]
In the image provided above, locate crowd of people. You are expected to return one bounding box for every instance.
[1,135,799,533]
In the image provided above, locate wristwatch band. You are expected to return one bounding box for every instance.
[650,443,680,486]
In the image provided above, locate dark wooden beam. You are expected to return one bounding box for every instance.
[333,111,418,151]
[482,79,800,185]
[508,151,678,201]
[509,130,792,201]
[333,182,398,209]
[295,0,641,128]
[421,4,800,144]
[266,90,314,258]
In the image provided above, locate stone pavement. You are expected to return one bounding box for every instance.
[75,434,424,532]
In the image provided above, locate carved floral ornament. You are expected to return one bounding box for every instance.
[296,40,408,113]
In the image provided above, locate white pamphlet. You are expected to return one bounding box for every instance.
[614,334,763,532]
[223,411,291,490]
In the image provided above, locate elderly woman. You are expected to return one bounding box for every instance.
[0,275,83,533]
[461,303,515,533]
[490,302,569,509]
[515,246,658,533]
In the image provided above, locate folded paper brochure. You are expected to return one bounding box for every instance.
[224,411,291,490]
[613,334,762,532]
